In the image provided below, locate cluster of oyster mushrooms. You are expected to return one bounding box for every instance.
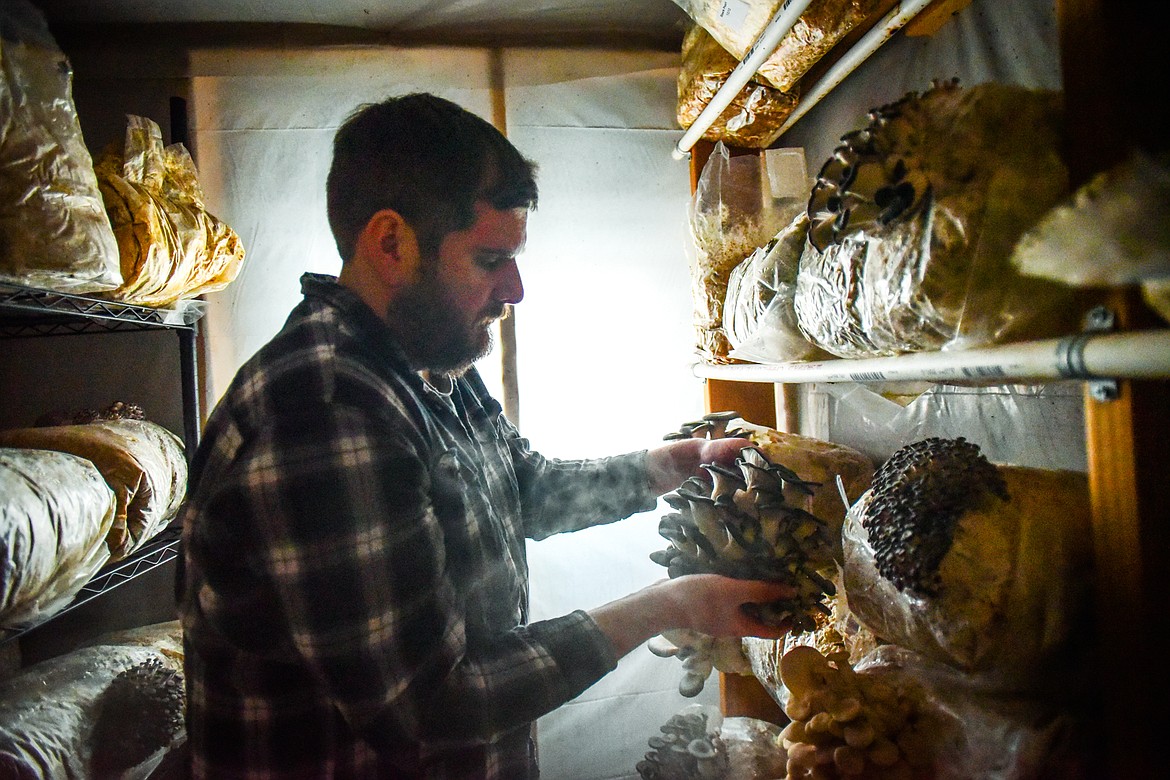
[636,708,729,780]
[805,80,959,252]
[779,646,941,779]
[649,627,754,698]
[89,657,186,775]
[35,400,147,427]
[861,436,1008,597]
[649,412,839,696]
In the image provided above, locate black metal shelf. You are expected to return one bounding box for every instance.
[0,524,182,646]
[1,281,202,649]
[0,281,202,337]
[0,280,205,461]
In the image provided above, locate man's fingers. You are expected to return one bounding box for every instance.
[741,579,796,601]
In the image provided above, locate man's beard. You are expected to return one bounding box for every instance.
[390,268,502,376]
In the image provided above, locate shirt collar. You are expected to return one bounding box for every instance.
[299,273,476,413]
[299,272,414,375]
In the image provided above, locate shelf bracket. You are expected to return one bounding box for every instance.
[1057,306,1119,401]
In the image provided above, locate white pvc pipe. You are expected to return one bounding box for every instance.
[775,0,934,137]
[672,0,815,160]
[692,329,1170,384]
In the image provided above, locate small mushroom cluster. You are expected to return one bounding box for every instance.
[649,628,753,698]
[35,400,147,427]
[90,657,186,775]
[779,646,938,779]
[806,79,961,252]
[661,410,751,442]
[636,708,729,780]
[649,412,839,696]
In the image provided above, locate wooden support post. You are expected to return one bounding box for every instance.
[1082,292,1170,777]
[704,379,777,429]
[1059,0,1170,774]
[691,139,786,726]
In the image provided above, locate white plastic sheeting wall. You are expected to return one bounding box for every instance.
[501,50,717,779]
[187,45,711,780]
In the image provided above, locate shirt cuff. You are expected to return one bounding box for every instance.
[533,610,620,700]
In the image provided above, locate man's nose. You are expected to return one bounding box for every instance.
[498,259,524,305]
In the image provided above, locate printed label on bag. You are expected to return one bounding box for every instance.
[716,0,752,32]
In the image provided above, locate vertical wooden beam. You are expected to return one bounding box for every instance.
[704,378,777,429]
[690,139,785,725]
[1059,1,1170,775]
[1081,293,1170,778]
[488,49,521,429]
[720,672,785,723]
[689,139,780,430]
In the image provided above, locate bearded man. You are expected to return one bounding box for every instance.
[178,92,790,780]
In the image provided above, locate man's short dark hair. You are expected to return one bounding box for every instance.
[326,93,539,262]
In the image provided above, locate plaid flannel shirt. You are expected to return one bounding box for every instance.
[178,273,657,779]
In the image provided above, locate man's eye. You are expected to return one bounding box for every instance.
[479,255,513,269]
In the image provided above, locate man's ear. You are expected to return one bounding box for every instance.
[357,209,420,285]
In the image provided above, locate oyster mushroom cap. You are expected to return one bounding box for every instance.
[687,738,717,759]
[679,671,709,698]
[779,644,835,698]
[701,410,741,438]
[647,635,682,658]
[702,462,748,507]
[738,458,786,498]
